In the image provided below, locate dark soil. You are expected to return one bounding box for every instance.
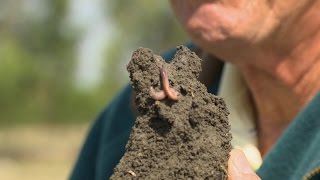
[110,46,232,180]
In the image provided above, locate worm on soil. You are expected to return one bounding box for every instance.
[149,87,166,100]
[160,67,179,101]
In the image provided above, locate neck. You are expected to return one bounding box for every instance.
[198,1,320,156]
[240,61,320,156]
[238,23,320,157]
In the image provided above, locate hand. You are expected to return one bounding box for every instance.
[228,149,261,180]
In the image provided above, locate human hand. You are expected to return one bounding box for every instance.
[228,149,261,180]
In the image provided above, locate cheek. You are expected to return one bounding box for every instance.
[171,1,271,45]
[171,1,242,43]
[182,4,237,43]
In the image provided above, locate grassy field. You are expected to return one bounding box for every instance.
[0,124,89,180]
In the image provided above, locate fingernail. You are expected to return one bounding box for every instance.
[233,152,253,174]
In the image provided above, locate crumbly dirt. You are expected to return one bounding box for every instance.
[111,46,232,180]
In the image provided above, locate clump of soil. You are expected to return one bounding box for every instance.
[111,46,232,179]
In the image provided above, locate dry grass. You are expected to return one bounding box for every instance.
[0,124,89,180]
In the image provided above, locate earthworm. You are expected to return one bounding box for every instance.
[149,87,166,100]
[160,67,179,101]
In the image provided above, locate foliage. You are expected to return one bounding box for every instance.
[0,0,187,125]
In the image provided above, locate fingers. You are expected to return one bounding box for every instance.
[228,149,261,180]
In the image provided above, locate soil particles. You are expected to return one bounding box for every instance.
[110,46,232,180]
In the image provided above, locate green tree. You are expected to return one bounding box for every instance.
[0,0,188,125]
[0,0,79,124]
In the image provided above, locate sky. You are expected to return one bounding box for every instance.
[67,0,113,90]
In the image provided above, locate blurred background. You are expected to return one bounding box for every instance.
[0,0,188,179]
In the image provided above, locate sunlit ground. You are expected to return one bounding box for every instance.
[0,124,88,180]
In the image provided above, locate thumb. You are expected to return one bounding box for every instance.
[228,149,261,180]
